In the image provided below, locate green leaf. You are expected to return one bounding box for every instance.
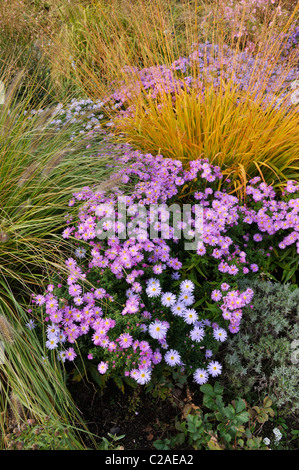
[193,296,207,308]
[263,397,272,409]
[246,438,255,448]
[174,433,186,445]
[200,383,214,396]
[224,405,236,420]
[153,440,170,450]
[238,439,244,447]
[187,421,198,434]
[213,382,224,396]
[234,398,246,414]
[223,432,232,443]
[236,411,250,425]
[195,264,208,278]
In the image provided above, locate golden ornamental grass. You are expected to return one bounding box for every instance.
[45,0,299,192]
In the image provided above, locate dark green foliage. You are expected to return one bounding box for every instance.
[153,382,272,450]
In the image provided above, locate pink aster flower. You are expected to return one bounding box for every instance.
[250,263,259,272]
[211,289,222,301]
[68,284,82,297]
[34,294,45,306]
[98,361,109,374]
[229,323,240,334]
[66,347,77,361]
[119,332,133,348]
[221,283,230,291]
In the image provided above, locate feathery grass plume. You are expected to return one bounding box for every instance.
[45,0,202,99]
[0,315,15,345]
[9,391,25,427]
[0,54,114,449]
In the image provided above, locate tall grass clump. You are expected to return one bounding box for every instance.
[0,0,84,104]
[0,65,113,449]
[0,294,92,450]
[0,66,112,300]
[51,0,299,192]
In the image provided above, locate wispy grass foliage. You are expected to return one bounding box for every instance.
[0,68,111,300]
[0,66,112,449]
[0,292,92,450]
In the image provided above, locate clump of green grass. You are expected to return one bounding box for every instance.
[0,65,113,449]
[0,67,112,302]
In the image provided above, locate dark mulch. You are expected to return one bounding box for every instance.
[68,375,299,451]
[68,378,191,450]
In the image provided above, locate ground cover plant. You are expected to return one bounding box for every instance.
[0,0,298,451]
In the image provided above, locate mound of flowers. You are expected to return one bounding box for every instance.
[30,147,299,387]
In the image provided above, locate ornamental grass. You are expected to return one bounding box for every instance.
[49,0,299,193]
[0,63,112,449]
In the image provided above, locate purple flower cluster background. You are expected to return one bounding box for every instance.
[31,142,299,386]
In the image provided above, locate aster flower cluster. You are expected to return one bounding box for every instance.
[48,98,105,137]
[30,144,299,389]
[104,38,298,123]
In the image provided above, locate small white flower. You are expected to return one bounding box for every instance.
[165,349,181,366]
[213,327,227,342]
[148,321,168,340]
[161,292,176,307]
[178,292,195,306]
[273,428,282,442]
[171,302,186,317]
[180,279,195,293]
[183,308,198,325]
[136,368,151,385]
[75,247,87,259]
[263,437,271,446]
[190,326,205,342]
[146,284,162,298]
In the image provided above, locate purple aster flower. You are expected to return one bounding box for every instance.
[151,350,162,364]
[119,332,133,348]
[207,360,222,377]
[194,368,209,385]
[250,263,259,272]
[98,361,109,374]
